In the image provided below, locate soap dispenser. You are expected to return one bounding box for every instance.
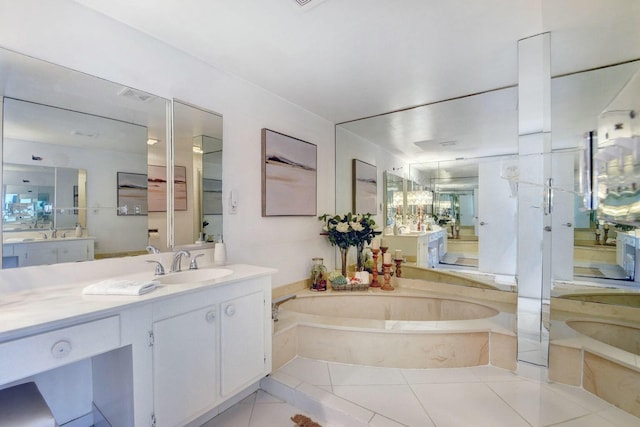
[74,223,82,237]
[214,236,226,266]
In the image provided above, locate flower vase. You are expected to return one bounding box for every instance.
[339,246,349,276]
[356,242,365,271]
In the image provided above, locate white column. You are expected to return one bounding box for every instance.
[517,33,551,299]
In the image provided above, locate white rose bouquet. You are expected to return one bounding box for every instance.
[319,212,377,249]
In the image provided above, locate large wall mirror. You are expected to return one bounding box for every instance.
[544,1,640,405]
[0,47,170,267]
[336,86,518,290]
[548,60,640,285]
[173,100,223,248]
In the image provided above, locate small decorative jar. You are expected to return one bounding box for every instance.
[310,257,327,291]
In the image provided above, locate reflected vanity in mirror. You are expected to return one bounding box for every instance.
[0,47,170,267]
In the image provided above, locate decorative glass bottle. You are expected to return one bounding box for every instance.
[310,257,327,291]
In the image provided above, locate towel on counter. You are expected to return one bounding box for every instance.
[82,278,159,296]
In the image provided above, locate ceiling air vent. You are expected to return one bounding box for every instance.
[292,0,328,10]
[117,87,156,103]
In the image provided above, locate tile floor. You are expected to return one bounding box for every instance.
[202,357,640,427]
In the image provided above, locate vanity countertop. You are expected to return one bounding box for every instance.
[383,227,445,237]
[3,236,96,244]
[0,262,276,341]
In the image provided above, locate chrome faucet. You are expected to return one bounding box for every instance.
[171,250,191,272]
[50,228,57,238]
[146,245,160,254]
[271,293,297,322]
[146,260,165,275]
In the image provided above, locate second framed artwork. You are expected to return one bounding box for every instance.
[148,165,187,212]
[352,159,377,214]
[261,128,317,216]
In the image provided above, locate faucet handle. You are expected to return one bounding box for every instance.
[189,254,205,270]
[146,260,165,275]
[146,245,160,254]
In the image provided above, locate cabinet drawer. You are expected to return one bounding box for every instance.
[0,316,120,384]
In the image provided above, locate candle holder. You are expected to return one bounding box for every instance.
[370,248,381,287]
[382,263,394,291]
[379,246,388,274]
[394,258,402,278]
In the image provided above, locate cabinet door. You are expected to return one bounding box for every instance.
[58,241,89,263]
[220,290,265,396]
[153,305,217,427]
[16,244,57,266]
[416,236,429,267]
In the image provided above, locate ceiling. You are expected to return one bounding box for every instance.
[73,0,640,126]
[0,47,223,157]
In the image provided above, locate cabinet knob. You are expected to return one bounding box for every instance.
[225,304,236,317]
[51,340,72,358]
[205,310,216,323]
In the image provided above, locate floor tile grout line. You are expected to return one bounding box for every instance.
[482,380,536,427]
[405,382,442,427]
[287,360,385,426]
[246,391,258,427]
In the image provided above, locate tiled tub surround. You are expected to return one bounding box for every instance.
[549,296,640,418]
[273,274,517,372]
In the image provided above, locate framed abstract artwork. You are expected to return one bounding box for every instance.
[148,165,188,212]
[352,159,377,214]
[117,172,148,216]
[261,128,317,216]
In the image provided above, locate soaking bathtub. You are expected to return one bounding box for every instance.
[549,297,640,418]
[272,278,517,371]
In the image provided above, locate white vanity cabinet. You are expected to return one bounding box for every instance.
[384,229,447,267]
[4,238,95,267]
[149,275,271,427]
[0,262,274,427]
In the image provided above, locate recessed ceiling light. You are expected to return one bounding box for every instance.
[439,141,457,147]
[71,130,98,138]
[292,0,328,11]
[147,138,159,146]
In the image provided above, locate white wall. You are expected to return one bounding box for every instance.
[0,0,336,286]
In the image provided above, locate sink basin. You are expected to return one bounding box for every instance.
[157,268,233,284]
